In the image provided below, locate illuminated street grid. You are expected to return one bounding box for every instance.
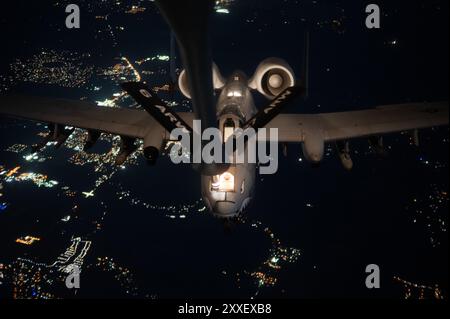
[11,50,94,88]
[394,276,444,300]
[405,184,448,248]
[1,237,91,299]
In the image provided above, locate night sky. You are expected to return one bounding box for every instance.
[0,0,448,299]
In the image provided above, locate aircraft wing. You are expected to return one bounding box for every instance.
[0,95,195,139]
[266,102,449,143]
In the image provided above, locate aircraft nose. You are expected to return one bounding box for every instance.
[214,201,239,218]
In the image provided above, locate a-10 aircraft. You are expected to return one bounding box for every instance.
[0,0,448,218]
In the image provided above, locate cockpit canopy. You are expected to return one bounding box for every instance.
[211,172,235,193]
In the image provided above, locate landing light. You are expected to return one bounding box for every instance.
[212,172,235,192]
[227,91,242,98]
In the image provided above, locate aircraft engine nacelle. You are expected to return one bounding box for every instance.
[178,63,225,99]
[143,128,165,166]
[336,141,353,171]
[302,133,324,165]
[249,58,296,99]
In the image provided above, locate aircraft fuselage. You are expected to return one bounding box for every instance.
[201,71,257,218]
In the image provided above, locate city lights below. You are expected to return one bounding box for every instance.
[394,276,444,300]
[82,190,95,198]
[216,8,230,14]
[16,236,41,246]
[6,166,20,177]
[215,0,234,14]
